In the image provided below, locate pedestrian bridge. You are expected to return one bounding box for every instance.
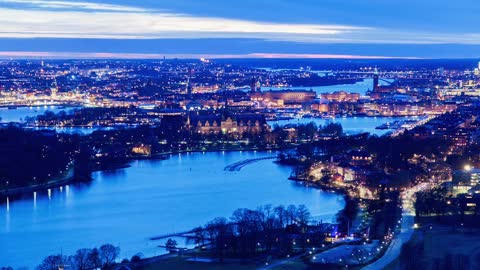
[224,156,277,171]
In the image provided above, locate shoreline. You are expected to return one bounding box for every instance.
[1,148,352,268]
[0,168,76,197]
[0,146,293,199]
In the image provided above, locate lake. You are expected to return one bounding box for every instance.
[0,151,345,268]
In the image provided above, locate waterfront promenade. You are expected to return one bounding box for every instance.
[0,167,74,196]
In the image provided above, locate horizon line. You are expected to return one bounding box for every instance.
[0,51,427,60]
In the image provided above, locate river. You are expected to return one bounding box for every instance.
[263,78,391,96]
[0,151,345,268]
[0,106,77,123]
[270,116,417,136]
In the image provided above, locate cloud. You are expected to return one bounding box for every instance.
[0,0,479,45]
[0,6,368,39]
[0,0,148,12]
[0,51,422,59]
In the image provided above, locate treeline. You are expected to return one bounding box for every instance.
[185,204,330,260]
[26,107,139,126]
[415,187,480,226]
[0,126,91,190]
[369,190,401,238]
[1,244,120,270]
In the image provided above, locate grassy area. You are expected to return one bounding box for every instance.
[385,223,480,270]
[137,256,257,270]
[270,259,309,270]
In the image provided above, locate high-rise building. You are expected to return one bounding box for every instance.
[373,67,379,92]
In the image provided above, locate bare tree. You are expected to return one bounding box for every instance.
[70,249,95,270]
[87,248,101,270]
[274,205,287,228]
[297,205,311,230]
[286,205,297,226]
[36,255,68,270]
[98,244,120,269]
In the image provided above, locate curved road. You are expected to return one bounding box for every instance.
[361,183,429,270]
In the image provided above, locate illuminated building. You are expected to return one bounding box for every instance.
[321,91,360,102]
[188,112,268,135]
[131,144,152,156]
[251,89,316,105]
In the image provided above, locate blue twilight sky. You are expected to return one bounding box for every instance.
[0,0,480,58]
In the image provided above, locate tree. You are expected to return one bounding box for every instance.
[98,244,120,269]
[87,248,101,270]
[296,205,311,230]
[187,226,207,247]
[286,205,297,226]
[165,239,178,253]
[206,217,233,260]
[36,254,68,270]
[274,205,287,228]
[71,249,96,270]
[130,253,143,263]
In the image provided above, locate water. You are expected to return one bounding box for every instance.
[0,151,344,268]
[264,78,392,96]
[269,116,416,136]
[29,126,116,135]
[0,106,77,123]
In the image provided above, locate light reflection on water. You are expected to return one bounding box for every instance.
[0,151,344,268]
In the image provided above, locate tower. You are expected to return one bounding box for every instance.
[250,78,257,93]
[186,77,192,97]
[186,68,194,97]
[51,79,58,98]
[373,67,379,92]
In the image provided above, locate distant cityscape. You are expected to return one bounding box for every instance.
[3,58,480,270]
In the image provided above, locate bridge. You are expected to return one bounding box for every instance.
[378,78,393,85]
[224,156,277,171]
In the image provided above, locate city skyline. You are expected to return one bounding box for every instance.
[1,0,480,59]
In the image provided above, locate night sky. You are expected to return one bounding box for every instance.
[1,0,480,58]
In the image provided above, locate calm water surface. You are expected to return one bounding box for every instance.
[0,151,344,268]
[264,78,392,96]
[270,116,416,136]
[0,106,77,123]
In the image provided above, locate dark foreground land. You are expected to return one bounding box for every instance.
[386,220,480,270]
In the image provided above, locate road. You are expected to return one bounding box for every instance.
[361,213,414,270]
[361,183,429,270]
[257,253,304,270]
